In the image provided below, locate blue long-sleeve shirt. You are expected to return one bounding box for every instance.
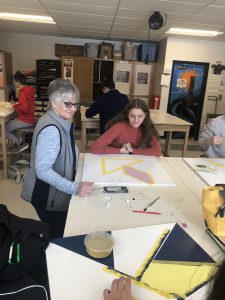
[35,126,79,194]
[85,89,129,134]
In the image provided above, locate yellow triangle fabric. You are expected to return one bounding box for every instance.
[140,261,216,298]
[101,158,143,175]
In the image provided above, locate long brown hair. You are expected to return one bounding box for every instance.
[106,99,160,148]
[207,259,225,300]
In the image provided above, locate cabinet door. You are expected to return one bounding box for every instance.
[100,60,114,82]
[114,61,133,98]
[73,57,93,100]
[0,52,13,101]
[93,60,100,83]
[132,62,151,96]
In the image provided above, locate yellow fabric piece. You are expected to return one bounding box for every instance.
[135,229,170,278]
[140,262,215,299]
[103,266,175,299]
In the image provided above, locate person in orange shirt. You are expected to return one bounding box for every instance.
[6,71,35,148]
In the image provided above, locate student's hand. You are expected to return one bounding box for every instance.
[125,143,133,153]
[210,136,225,145]
[77,181,94,197]
[120,146,129,154]
[103,277,132,300]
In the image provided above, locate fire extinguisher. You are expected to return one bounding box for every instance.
[152,95,160,110]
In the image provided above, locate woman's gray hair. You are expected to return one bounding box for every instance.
[48,79,80,107]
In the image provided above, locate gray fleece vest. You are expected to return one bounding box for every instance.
[21,110,75,211]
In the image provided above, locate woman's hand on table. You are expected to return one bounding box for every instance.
[77,181,94,197]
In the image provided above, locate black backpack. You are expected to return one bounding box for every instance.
[0,204,50,299]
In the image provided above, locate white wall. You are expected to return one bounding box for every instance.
[160,37,225,129]
[0,32,124,71]
[152,38,167,97]
[1,33,225,129]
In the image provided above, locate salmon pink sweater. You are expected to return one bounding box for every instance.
[90,122,161,156]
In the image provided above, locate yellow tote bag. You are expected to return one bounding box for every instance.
[202,184,225,236]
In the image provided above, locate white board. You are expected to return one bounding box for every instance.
[82,153,175,187]
[183,157,225,186]
[46,223,210,300]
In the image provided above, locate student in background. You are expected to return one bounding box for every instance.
[198,115,225,157]
[85,80,129,134]
[21,79,92,238]
[90,99,161,156]
[6,71,35,148]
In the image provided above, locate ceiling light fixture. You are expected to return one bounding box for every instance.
[166,28,223,37]
[0,13,55,24]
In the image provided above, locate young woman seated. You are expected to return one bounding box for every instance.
[90,99,161,156]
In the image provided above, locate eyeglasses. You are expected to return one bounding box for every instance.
[63,102,80,108]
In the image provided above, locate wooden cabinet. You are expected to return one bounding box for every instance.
[61,57,93,127]
[131,62,152,105]
[61,57,153,126]
[114,61,152,106]
[61,56,93,100]
[93,59,114,100]
[0,51,13,102]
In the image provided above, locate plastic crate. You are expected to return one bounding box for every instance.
[138,43,158,62]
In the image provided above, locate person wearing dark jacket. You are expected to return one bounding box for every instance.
[85,80,129,134]
[6,71,36,146]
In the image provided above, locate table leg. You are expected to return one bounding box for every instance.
[182,126,190,157]
[1,119,8,178]
[81,123,87,153]
[164,131,172,156]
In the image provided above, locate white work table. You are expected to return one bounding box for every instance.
[47,155,224,300]
[64,155,222,262]
[0,106,15,178]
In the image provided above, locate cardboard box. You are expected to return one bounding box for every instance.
[113,49,122,60]
[99,42,113,59]
[55,44,84,57]
[123,42,137,61]
[138,43,158,62]
[85,43,100,58]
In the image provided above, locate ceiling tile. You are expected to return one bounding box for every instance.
[41,0,119,6]
[50,11,114,23]
[209,0,225,6]
[0,7,49,16]
[0,0,44,10]
[43,2,116,16]
[187,15,225,27]
[197,5,225,18]
[0,0,225,42]
[119,0,204,14]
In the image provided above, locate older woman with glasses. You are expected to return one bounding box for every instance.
[21,79,91,238]
[90,99,161,156]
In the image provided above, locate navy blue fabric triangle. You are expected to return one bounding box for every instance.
[51,232,114,268]
[155,224,215,263]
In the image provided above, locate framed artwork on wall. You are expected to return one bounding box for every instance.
[167,60,209,139]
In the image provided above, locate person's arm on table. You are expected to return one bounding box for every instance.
[132,135,161,156]
[13,90,29,113]
[85,99,102,118]
[198,120,225,150]
[35,126,79,194]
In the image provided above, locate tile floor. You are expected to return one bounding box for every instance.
[0,130,203,220]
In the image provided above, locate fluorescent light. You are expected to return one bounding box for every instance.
[0,13,55,24]
[166,27,223,37]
